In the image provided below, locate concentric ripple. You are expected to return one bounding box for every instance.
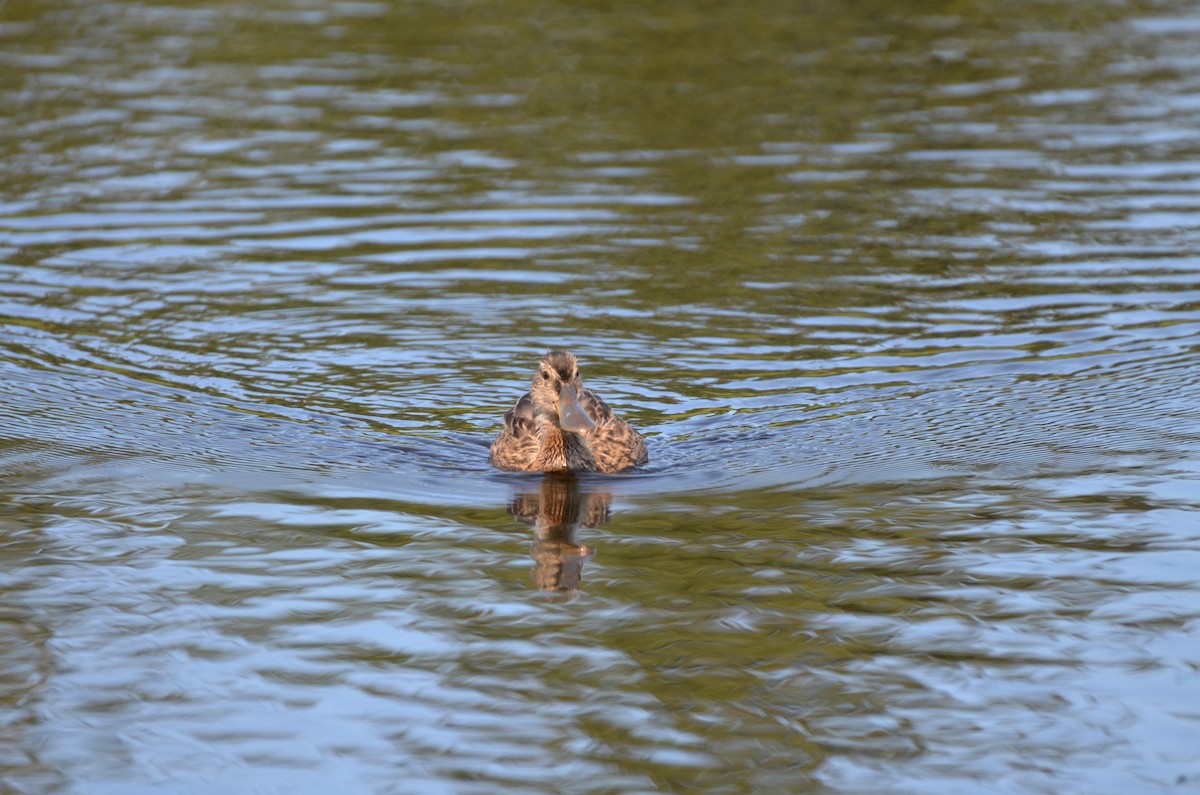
[2,1,1200,793]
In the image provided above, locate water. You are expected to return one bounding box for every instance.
[2,1,1199,792]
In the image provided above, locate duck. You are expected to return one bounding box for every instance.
[489,350,648,473]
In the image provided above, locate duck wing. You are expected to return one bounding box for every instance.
[502,392,536,437]
[578,388,615,424]
[490,392,541,471]
[579,387,648,470]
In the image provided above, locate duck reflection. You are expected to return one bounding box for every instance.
[508,473,610,597]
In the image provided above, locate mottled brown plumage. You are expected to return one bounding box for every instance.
[489,350,648,473]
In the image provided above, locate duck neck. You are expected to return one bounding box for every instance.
[534,418,594,472]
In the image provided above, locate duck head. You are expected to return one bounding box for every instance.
[529,350,596,435]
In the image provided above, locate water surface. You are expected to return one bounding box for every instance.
[2,1,1199,792]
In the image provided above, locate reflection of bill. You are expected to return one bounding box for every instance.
[508,474,611,598]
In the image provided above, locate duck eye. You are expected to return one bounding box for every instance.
[540,370,550,380]
[573,369,579,380]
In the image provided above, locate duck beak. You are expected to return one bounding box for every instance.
[558,384,595,435]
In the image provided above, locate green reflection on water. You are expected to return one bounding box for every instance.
[2,0,1199,791]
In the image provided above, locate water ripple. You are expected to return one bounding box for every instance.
[3,1,1200,792]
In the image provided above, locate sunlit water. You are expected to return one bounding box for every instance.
[2,1,1199,793]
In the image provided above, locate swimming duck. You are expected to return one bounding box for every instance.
[489,350,648,473]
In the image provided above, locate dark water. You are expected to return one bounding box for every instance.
[3,1,1200,792]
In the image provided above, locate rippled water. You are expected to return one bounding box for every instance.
[3,1,1200,792]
